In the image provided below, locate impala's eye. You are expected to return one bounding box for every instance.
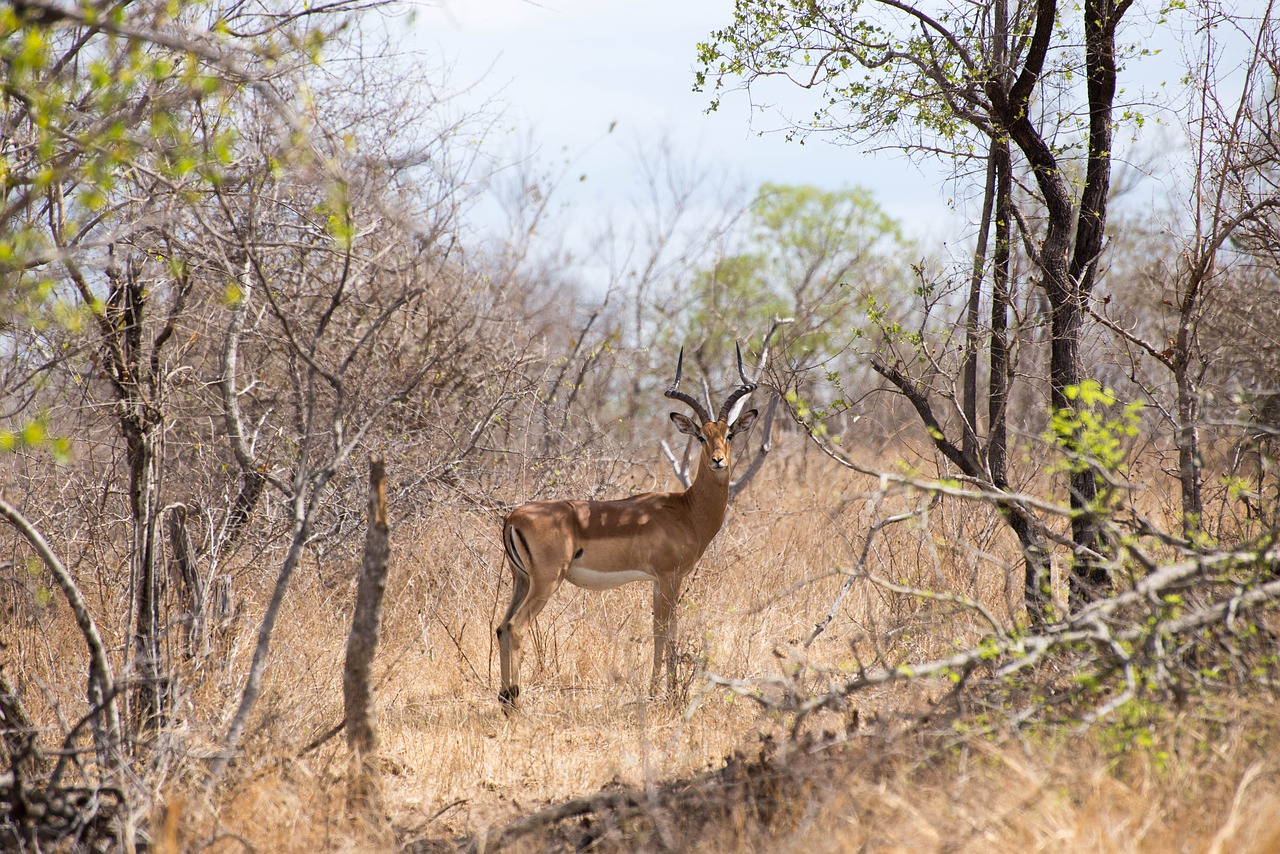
[697,436,707,443]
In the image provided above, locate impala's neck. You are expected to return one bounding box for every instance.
[682,449,731,545]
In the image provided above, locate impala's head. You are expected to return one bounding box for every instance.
[666,344,759,473]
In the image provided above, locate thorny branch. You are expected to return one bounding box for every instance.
[697,530,1280,733]
[804,502,933,647]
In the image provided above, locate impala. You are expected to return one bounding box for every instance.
[496,347,758,708]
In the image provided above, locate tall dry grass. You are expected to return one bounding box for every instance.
[4,443,1278,852]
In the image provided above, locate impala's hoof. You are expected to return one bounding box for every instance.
[498,685,520,712]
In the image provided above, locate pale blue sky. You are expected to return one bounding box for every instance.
[402,0,1232,262]
[407,0,959,243]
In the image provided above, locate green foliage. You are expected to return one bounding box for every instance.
[675,182,910,369]
[0,1,329,274]
[696,1,988,151]
[2,10,177,251]
[695,1,1151,157]
[865,293,922,350]
[1044,381,1144,484]
[1097,697,1173,774]
[0,419,73,463]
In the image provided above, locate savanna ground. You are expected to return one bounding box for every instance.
[7,440,1278,853]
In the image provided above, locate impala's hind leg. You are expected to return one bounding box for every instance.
[497,556,530,711]
[497,522,563,711]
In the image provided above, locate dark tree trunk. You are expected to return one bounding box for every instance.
[128,420,166,733]
[1047,294,1109,606]
[991,0,1130,607]
[988,135,1012,492]
[960,151,996,466]
[101,257,169,735]
[1174,351,1204,534]
[344,457,391,810]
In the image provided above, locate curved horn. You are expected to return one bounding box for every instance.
[665,346,712,423]
[717,342,758,423]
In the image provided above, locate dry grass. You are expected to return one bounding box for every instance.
[753,717,1280,854]
[4,447,1279,852]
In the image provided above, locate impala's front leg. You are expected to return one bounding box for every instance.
[651,576,682,697]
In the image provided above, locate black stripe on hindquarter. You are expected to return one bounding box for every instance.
[501,524,533,625]
[504,525,531,576]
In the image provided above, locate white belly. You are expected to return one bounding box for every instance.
[565,565,655,591]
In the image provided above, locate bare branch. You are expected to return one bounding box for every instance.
[0,494,121,767]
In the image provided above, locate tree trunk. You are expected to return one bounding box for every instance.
[960,151,997,466]
[995,0,1129,608]
[344,457,391,810]
[1175,362,1204,533]
[1047,294,1108,606]
[167,504,207,660]
[126,400,166,735]
[988,135,1012,493]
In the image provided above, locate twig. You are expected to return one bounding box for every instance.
[705,543,1280,727]
[805,505,925,647]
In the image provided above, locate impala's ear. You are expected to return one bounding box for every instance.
[729,408,758,438]
[670,412,701,437]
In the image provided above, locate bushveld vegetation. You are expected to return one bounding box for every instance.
[1,0,1278,851]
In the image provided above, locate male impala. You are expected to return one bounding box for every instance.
[496,347,758,708]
